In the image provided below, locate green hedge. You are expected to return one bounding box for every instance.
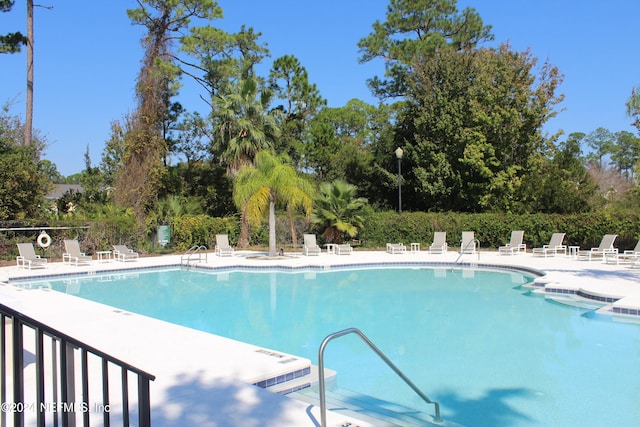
[359,211,640,251]
[169,211,640,251]
[170,215,239,251]
[3,211,639,261]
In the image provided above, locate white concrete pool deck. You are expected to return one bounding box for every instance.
[2,248,640,426]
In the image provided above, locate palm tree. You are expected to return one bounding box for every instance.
[214,77,282,247]
[313,180,368,243]
[233,151,314,257]
[214,78,281,176]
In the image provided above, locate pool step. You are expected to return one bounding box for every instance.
[291,386,455,427]
[266,365,336,395]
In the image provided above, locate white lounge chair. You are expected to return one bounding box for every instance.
[16,243,48,270]
[303,234,321,256]
[113,244,139,262]
[499,230,526,255]
[215,234,234,257]
[63,239,92,266]
[460,231,477,254]
[428,232,448,254]
[606,240,640,265]
[336,244,352,255]
[532,233,566,257]
[386,242,406,254]
[576,234,617,261]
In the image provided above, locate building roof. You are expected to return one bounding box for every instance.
[45,184,83,200]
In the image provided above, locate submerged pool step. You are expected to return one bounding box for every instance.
[291,385,455,427]
[266,365,336,395]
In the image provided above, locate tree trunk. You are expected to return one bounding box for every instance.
[268,199,277,257]
[237,206,250,247]
[24,0,33,147]
[288,209,297,247]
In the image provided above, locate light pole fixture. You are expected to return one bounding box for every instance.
[395,147,403,214]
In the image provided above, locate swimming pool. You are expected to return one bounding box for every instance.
[38,266,640,427]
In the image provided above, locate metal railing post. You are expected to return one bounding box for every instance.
[0,303,155,427]
[12,316,24,427]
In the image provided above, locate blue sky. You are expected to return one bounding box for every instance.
[1,0,638,176]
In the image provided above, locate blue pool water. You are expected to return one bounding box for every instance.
[38,266,640,427]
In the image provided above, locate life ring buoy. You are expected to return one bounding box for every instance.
[37,231,52,248]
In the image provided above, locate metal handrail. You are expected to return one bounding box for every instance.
[181,245,208,265]
[455,238,480,263]
[317,327,442,426]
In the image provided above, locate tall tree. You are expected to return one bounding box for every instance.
[626,85,640,133]
[584,127,614,169]
[305,100,391,184]
[268,54,326,163]
[121,0,221,218]
[24,0,33,146]
[611,130,640,180]
[398,44,563,212]
[2,1,50,146]
[213,77,282,246]
[179,24,268,104]
[0,106,50,219]
[357,0,493,99]
[174,111,207,165]
[100,119,129,187]
[233,151,314,257]
[213,77,281,175]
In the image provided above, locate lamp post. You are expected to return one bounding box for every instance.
[395,147,403,214]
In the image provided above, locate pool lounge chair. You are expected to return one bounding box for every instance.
[113,244,139,262]
[386,242,406,254]
[16,243,48,270]
[499,230,526,255]
[428,232,448,254]
[605,239,640,265]
[303,234,321,256]
[215,234,234,257]
[532,233,566,257]
[576,234,617,261]
[63,239,92,266]
[460,231,477,254]
[336,244,352,255]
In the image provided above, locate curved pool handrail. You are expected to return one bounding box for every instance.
[456,238,480,263]
[317,327,442,426]
[181,245,208,266]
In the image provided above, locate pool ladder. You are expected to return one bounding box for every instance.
[317,327,442,426]
[181,245,208,266]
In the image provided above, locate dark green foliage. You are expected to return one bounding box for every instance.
[56,189,83,215]
[0,1,26,54]
[397,45,563,212]
[170,214,238,251]
[358,211,640,250]
[3,211,640,261]
[312,180,368,243]
[160,162,234,217]
[357,0,493,99]
[0,141,50,220]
